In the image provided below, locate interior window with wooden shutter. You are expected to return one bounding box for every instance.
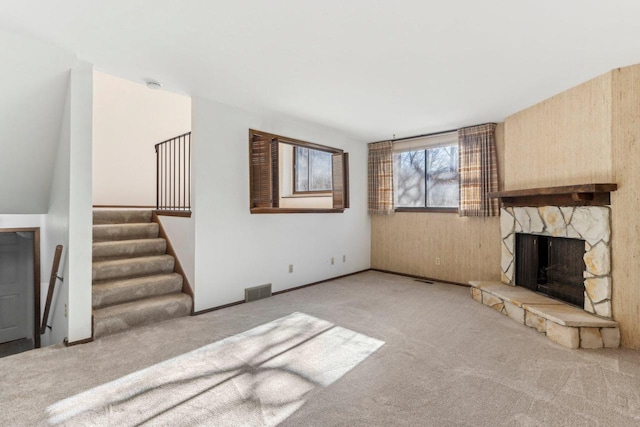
[249,129,349,213]
[250,137,279,208]
[332,152,349,209]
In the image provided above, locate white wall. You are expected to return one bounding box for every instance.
[158,215,195,287]
[93,71,191,206]
[0,215,44,229]
[43,79,71,346]
[191,97,370,311]
[0,29,77,214]
[66,62,94,343]
[40,61,94,346]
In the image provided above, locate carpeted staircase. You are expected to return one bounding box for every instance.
[92,210,192,338]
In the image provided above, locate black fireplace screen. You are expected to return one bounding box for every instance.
[515,233,585,307]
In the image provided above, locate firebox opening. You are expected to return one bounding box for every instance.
[515,233,585,307]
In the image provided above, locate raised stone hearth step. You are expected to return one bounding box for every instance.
[469,280,619,349]
[92,255,175,282]
[92,238,167,261]
[93,209,153,225]
[92,273,183,309]
[93,293,192,338]
[93,223,159,242]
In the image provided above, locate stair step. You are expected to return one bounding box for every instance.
[93,210,153,225]
[93,273,183,309]
[93,293,192,338]
[92,238,167,261]
[93,255,175,282]
[93,223,159,242]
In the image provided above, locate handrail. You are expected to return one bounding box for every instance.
[41,245,63,334]
[156,132,191,212]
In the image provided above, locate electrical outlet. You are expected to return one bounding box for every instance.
[435,257,441,265]
[64,303,68,318]
[331,257,335,265]
[288,264,293,273]
[342,255,346,263]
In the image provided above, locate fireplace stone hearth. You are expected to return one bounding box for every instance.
[469,280,619,348]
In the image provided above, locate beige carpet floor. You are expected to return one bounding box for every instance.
[47,312,384,426]
[2,271,640,426]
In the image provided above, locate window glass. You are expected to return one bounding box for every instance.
[295,147,310,191]
[395,150,426,207]
[295,147,332,192]
[426,146,459,208]
[394,144,459,209]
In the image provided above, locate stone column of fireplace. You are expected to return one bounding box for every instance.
[500,206,612,318]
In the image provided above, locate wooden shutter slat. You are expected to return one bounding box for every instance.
[343,152,350,209]
[271,139,279,208]
[250,138,273,208]
[332,152,346,209]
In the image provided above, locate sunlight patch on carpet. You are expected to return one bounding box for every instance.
[47,312,384,426]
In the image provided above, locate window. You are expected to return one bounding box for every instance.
[249,129,349,213]
[393,133,459,211]
[294,147,333,193]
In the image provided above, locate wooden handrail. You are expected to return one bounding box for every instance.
[41,245,63,334]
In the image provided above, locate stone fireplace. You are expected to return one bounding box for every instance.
[500,206,612,318]
[469,184,619,349]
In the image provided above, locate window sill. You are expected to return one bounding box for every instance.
[282,194,332,199]
[251,208,345,214]
[394,207,458,214]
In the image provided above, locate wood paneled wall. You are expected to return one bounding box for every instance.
[371,65,640,349]
[610,65,640,349]
[501,64,640,349]
[504,73,613,189]
[371,213,501,284]
[370,123,504,284]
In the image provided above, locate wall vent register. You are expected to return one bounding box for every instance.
[245,283,272,303]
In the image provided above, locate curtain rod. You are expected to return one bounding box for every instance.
[368,122,496,145]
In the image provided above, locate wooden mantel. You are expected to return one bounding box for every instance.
[488,183,618,207]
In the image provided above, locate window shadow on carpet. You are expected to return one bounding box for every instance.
[47,312,384,426]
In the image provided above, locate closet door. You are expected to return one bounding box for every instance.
[0,233,28,343]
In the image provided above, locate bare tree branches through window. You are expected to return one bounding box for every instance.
[393,144,459,209]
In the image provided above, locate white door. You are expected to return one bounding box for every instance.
[0,233,28,343]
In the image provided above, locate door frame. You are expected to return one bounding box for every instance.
[0,228,41,348]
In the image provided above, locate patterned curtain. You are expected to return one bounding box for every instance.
[367,141,394,215]
[458,123,499,217]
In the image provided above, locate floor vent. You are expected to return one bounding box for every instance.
[245,283,272,302]
[414,279,433,284]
